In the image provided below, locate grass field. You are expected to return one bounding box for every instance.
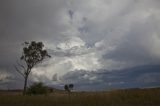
[0,88,160,106]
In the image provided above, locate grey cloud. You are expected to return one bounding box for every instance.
[0,0,74,71]
[50,44,94,57]
[68,10,74,19]
[59,65,160,91]
[103,17,160,66]
[0,0,74,44]
[0,0,160,90]
[52,73,58,81]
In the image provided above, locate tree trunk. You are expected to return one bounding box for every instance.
[23,75,28,95]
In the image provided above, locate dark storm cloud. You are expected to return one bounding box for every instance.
[103,18,160,66]
[0,0,75,46]
[68,10,74,19]
[0,0,160,90]
[60,65,160,91]
[0,0,70,68]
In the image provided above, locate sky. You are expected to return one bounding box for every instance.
[0,0,160,90]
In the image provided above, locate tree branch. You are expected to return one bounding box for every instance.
[16,60,27,71]
[14,65,25,78]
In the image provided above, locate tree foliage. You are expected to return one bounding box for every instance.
[69,84,74,90]
[21,41,50,69]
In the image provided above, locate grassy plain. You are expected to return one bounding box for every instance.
[0,88,160,106]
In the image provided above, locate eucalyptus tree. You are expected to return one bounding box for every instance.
[15,41,51,95]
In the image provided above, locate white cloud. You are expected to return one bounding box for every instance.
[0,70,11,82]
[32,36,102,81]
[29,0,160,82]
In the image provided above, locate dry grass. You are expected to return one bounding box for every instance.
[0,88,160,106]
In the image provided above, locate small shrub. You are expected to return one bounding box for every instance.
[64,84,74,93]
[26,82,48,95]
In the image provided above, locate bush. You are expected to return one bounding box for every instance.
[64,84,74,93]
[26,82,48,95]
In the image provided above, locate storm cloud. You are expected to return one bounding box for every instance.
[0,0,160,90]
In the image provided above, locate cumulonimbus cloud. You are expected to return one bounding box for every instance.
[0,0,160,89]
